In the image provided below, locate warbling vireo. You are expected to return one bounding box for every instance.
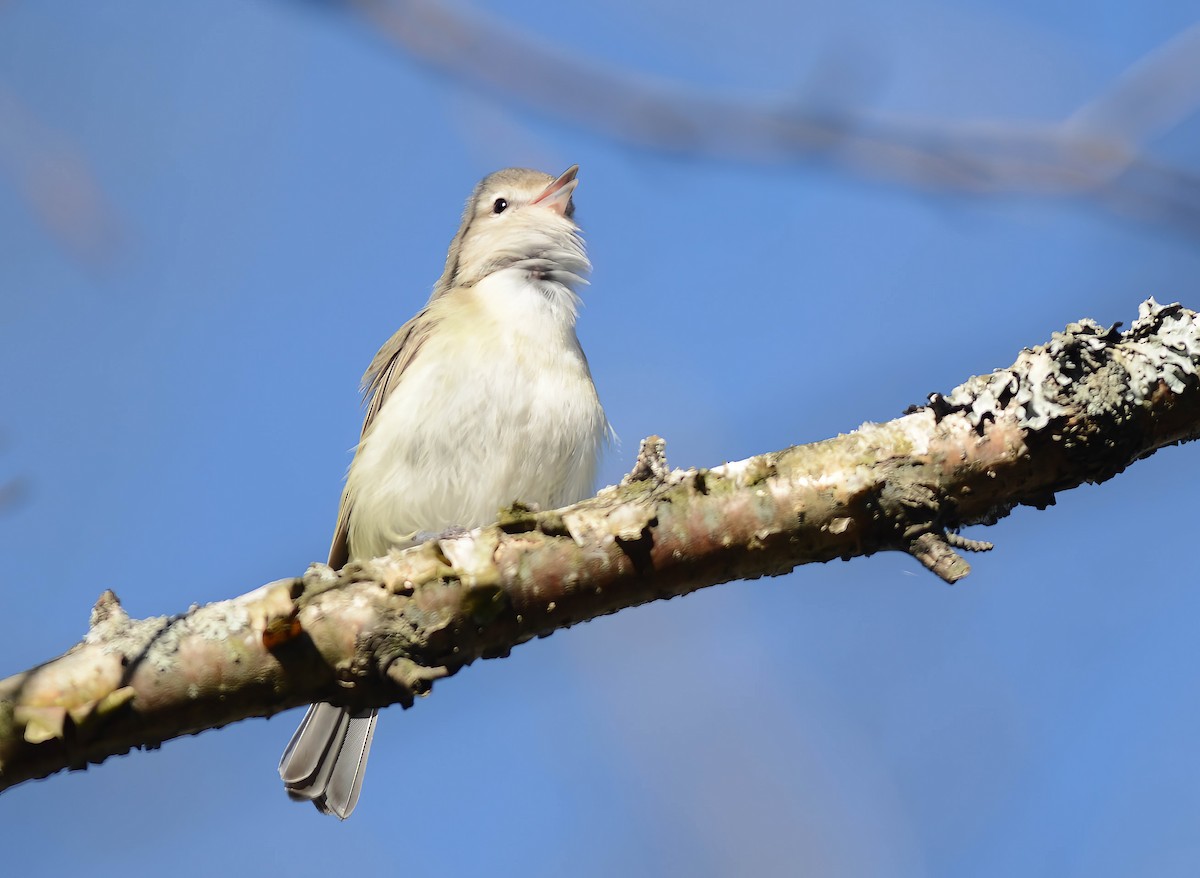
[278,166,608,819]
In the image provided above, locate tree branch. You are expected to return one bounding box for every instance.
[2,299,1198,793]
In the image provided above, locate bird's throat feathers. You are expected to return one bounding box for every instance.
[448,211,590,298]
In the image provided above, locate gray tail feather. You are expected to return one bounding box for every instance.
[279,702,378,820]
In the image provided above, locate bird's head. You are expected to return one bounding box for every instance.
[432,166,589,298]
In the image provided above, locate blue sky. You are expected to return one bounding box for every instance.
[2,2,1199,876]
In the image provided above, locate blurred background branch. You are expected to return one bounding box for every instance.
[3,1,1198,261]
[336,0,1200,232]
[0,433,26,515]
[0,477,28,515]
[0,84,122,270]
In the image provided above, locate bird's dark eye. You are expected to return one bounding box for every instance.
[492,197,508,214]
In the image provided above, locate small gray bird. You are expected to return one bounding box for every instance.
[278,166,607,819]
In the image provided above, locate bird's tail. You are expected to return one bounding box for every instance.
[279,702,377,819]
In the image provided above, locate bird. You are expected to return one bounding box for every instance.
[277,165,608,819]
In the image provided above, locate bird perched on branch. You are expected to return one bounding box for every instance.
[278,165,607,819]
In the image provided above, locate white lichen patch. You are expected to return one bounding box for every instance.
[439,529,502,587]
[944,347,1069,432]
[714,458,758,484]
[562,497,656,548]
[940,300,1199,433]
[895,412,936,456]
[1117,299,1200,397]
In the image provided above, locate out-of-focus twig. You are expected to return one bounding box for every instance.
[1064,24,1200,167]
[345,0,1200,231]
[0,478,28,514]
[0,84,123,270]
[0,431,27,514]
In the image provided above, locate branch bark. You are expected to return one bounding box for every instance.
[2,299,1198,793]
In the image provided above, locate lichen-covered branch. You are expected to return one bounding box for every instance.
[2,299,1198,793]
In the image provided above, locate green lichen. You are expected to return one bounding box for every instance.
[496,502,540,533]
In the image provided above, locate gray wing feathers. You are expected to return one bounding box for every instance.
[327,309,441,571]
[282,310,438,817]
[361,308,439,430]
[326,488,354,573]
[279,702,378,819]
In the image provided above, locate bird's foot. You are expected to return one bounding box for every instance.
[412,526,471,544]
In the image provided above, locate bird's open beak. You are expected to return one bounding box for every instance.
[531,165,579,216]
